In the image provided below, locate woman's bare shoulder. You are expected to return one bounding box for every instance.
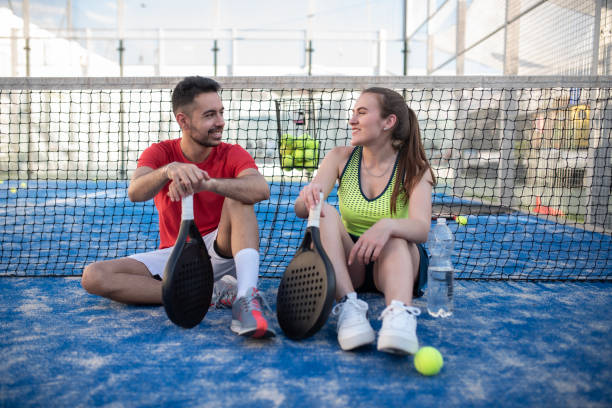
[328,146,354,161]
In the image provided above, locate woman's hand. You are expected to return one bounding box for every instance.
[348,218,393,265]
[298,182,322,209]
[297,182,326,217]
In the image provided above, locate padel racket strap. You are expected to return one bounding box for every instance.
[307,192,324,228]
[182,195,194,220]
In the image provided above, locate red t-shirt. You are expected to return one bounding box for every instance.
[137,139,258,249]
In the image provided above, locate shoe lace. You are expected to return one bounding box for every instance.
[240,288,272,314]
[379,303,421,321]
[332,297,368,321]
[211,278,237,308]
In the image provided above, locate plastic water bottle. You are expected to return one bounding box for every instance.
[426,218,455,318]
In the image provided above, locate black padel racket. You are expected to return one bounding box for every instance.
[277,192,336,339]
[162,194,214,328]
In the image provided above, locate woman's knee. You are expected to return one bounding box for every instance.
[379,238,418,263]
[375,239,419,290]
[319,203,342,228]
[384,236,409,250]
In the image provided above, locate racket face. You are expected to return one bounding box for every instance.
[277,228,335,339]
[162,221,214,329]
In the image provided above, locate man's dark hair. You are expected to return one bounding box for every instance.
[171,76,221,115]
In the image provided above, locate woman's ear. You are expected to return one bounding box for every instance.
[384,114,397,131]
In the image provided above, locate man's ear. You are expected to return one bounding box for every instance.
[175,111,189,131]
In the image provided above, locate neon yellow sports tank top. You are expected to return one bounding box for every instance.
[338,146,409,236]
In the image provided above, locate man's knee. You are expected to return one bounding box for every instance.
[223,197,255,214]
[81,262,107,295]
[221,198,257,228]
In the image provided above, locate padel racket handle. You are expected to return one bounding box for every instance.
[307,192,324,228]
[182,195,194,221]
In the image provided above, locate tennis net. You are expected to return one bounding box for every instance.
[1,76,610,280]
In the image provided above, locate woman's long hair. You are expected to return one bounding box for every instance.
[363,87,435,214]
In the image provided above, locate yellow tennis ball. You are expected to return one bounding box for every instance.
[10,188,17,194]
[0,180,4,184]
[20,182,27,188]
[414,346,443,376]
[456,215,467,225]
[281,155,294,169]
[303,148,316,161]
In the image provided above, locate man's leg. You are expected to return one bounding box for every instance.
[215,198,259,255]
[215,197,259,297]
[81,258,162,305]
[215,197,274,338]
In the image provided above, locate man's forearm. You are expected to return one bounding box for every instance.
[201,175,270,204]
[127,165,170,202]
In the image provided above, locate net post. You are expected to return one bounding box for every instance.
[451,88,469,198]
[496,88,520,208]
[119,88,127,180]
[591,0,602,76]
[23,89,33,180]
[585,88,612,229]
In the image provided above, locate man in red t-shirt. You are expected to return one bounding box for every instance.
[82,76,274,338]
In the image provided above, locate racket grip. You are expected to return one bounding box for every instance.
[181,195,194,221]
[307,192,324,228]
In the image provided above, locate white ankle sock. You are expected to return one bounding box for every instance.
[234,248,259,297]
[345,292,357,301]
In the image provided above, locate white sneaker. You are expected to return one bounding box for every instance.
[377,300,421,355]
[331,293,375,351]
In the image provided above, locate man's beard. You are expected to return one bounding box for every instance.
[192,126,223,147]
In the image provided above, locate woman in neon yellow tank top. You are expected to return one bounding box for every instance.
[295,87,435,355]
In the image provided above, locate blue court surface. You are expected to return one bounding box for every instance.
[1,181,611,407]
[1,278,611,407]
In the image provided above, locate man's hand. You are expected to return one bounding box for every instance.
[166,162,209,201]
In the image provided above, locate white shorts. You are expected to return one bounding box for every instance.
[129,229,235,281]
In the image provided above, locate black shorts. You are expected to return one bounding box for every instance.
[349,234,428,298]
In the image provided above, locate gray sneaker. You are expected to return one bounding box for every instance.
[210,275,237,309]
[230,287,275,338]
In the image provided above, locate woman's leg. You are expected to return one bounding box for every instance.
[318,203,365,299]
[372,237,422,355]
[373,237,420,306]
[319,203,375,350]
